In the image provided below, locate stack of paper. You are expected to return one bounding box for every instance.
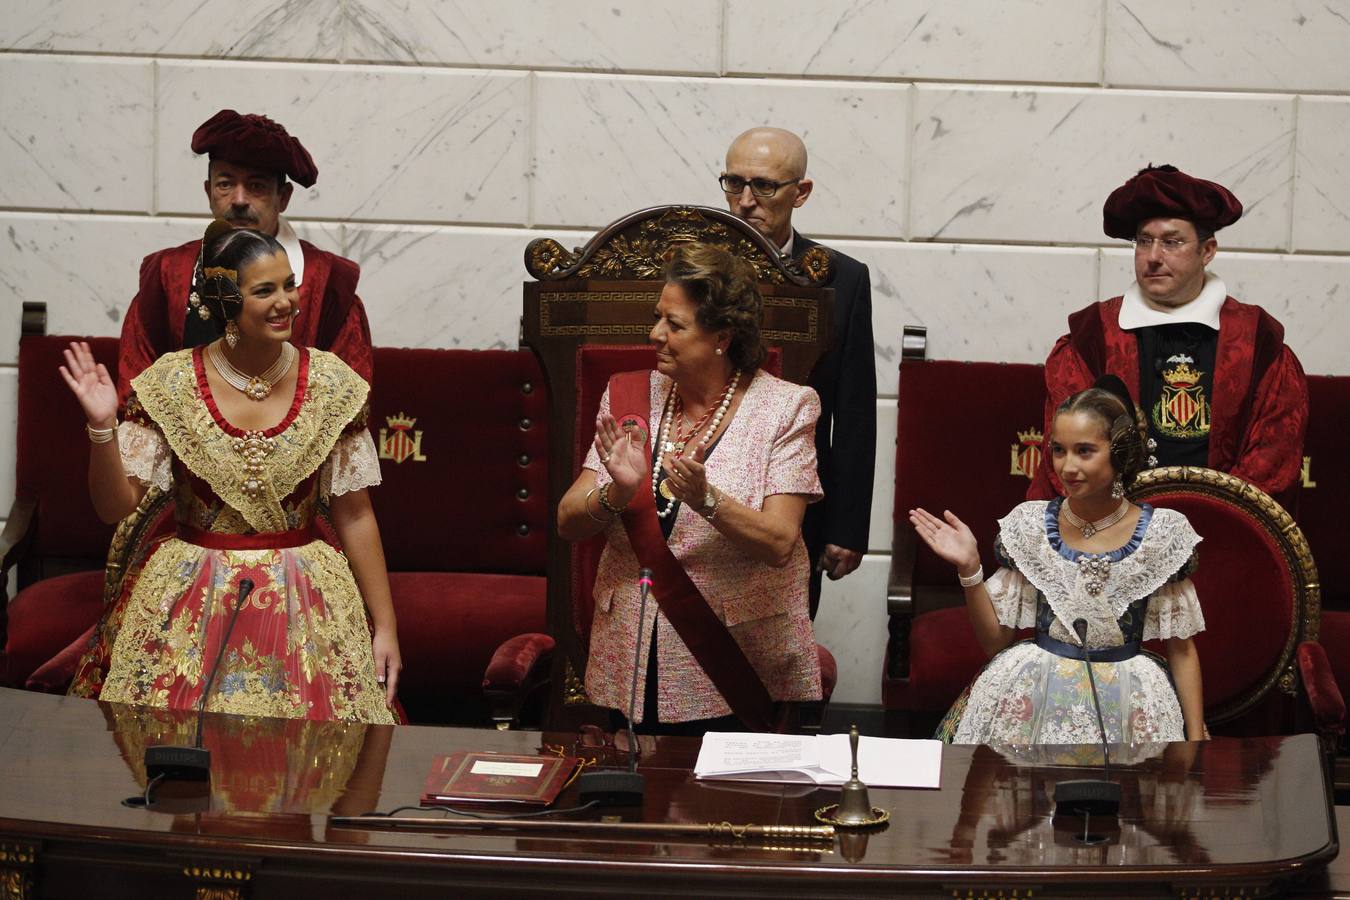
[693,732,942,789]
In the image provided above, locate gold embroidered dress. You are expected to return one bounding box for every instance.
[97,346,394,724]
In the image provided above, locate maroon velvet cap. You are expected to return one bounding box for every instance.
[1102,164,1241,239]
[190,109,318,188]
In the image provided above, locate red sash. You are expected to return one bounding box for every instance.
[607,371,778,732]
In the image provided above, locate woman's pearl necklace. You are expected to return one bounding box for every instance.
[208,341,296,401]
[652,370,740,519]
[1063,498,1129,538]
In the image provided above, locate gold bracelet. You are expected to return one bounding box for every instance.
[86,422,117,444]
[583,487,611,523]
[597,483,628,517]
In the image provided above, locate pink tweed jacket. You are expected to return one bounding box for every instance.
[583,369,824,724]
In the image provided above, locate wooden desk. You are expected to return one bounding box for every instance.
[0,688,1337,898]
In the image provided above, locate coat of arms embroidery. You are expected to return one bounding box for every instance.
[1152,355,1210,439]
[378,412,427,463]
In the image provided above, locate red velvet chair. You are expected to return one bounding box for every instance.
[1,305,123,689]
[1130,467,1342,749]
[501,205,840,732]
[883,326,1047,727]
[366,347,551,725]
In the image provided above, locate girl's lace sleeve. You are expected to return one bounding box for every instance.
[321,429,383,498]
[117,420,172,491]
[985,566,1037,630]
[1144,578,1206,641]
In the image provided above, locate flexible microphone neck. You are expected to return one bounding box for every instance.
[1074,618,1112,778]
[193,578,255,749]
[627,568,654,774]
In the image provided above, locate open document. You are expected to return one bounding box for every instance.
[694,732,943,789]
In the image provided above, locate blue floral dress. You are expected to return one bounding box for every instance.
[942,498,1203,745]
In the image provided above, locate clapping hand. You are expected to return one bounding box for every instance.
[59,341,118,429]
[594,414,644,495]
[663,441,709,506]
[908,507,981,579]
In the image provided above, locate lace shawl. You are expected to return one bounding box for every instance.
[996,500,1202,648]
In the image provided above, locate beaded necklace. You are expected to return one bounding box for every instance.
[652,370,740,519]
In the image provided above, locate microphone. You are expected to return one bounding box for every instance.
[577,568,651,806]
[1052,618,1121,840]
[144,577,255,782]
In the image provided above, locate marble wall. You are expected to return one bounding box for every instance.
[3,1,1348,703]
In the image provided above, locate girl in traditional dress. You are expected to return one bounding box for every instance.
[910,378,1206,744]
[60,221,399,724]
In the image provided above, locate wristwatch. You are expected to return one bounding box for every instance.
[698,487,720,519]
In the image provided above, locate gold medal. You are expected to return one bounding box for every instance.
[659,479,676,501]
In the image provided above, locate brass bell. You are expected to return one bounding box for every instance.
[834,725,875,826]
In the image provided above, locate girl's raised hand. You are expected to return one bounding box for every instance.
[908,507,980,577]
[58,341,118,429]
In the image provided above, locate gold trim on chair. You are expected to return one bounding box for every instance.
[1130,466,1321,725]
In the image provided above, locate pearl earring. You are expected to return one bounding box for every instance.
[715,347,723,356]
[224,319,240,349]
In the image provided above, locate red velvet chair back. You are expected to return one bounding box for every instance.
[1131,467,1319,728]
[15,334,120,578]
[894,359,1047,583]
[1300,375,1350,610]
[367,348,549,575]
[571,346,784,645]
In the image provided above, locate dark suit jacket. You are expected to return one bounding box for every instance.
[794,232,876,557]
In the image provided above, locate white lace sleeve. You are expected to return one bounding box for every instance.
[118,420,172,490]
[985,566,1038,630]
[1144,578,1205,641]
[321,429,383,498]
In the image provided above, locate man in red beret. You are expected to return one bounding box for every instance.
[115,109,373,405]
[1029,164,1307,502]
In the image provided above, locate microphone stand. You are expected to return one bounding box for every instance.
[576,568,651,806]
[143,577,255,783]
[1052,618,1121,844]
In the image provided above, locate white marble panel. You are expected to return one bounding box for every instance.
[0,368,15,536]
[157,62,529,225]
[831,239,1098,397]
[346,1,722,73]
[533,74,909,237]
[910,86,1295,251]
[0,56,154,213]
[814,553,889,705]
[1105,0,1350,92]
[726,0,1102,84]
[1292,98,1350,254]
[1099,247,1350,376]
[343,224,590,349]
[870,399,898,556]
[1,1,341,60]
[0,213,341,364]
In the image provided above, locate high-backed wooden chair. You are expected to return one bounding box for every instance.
[512,205,839,731]
[884,327,1048,728]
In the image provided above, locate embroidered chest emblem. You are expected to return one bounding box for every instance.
[1152,355,1210,439]
[1010,427,1043,479]
[378,412,427,464]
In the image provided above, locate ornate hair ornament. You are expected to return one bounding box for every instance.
[200,265,243,306]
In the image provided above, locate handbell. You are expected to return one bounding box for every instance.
[834,725,875,826]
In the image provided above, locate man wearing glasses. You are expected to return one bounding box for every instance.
[720,128,877,618]
[1029,164,1307,502]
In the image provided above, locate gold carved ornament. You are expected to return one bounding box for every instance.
[0,842,37,900]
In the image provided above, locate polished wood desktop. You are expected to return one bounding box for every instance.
[0,688,1339,898]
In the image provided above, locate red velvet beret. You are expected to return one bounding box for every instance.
[190,109,318,188]
[1102,164,1241,239]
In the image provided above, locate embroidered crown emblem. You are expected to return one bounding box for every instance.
[378,411,426,464]
[1017,428,1043,446]
[385,412,417,431]
[1162,361,1201,387]
[1010,427,1044,479]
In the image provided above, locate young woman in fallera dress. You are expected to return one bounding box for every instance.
[60,221,400,724]
[911,379,1206,744]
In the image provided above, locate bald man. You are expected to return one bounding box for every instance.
[721,128,877,618]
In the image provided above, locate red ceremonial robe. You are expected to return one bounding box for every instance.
[1028,295,1307,502]
[117,239,373,406]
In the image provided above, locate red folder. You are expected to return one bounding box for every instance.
[421,751,580,807]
